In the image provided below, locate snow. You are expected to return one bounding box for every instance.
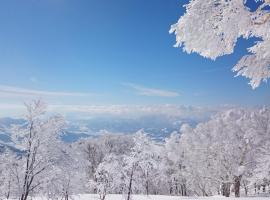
[33,194,270,200]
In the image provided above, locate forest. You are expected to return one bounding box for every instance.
[0,100,270,200]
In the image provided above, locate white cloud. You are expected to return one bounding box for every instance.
[0,102,231,122]
[0,85,93,97]
[123,83,180,97]
[48,104,221,121]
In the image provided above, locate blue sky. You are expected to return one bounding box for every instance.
[0,0,269,117]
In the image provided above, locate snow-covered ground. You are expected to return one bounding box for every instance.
[33,194,270,200]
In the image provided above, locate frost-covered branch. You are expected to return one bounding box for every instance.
[171,0,270,88]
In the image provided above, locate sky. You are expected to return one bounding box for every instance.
[0,0,269,117]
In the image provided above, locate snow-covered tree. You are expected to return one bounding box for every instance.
[179,124,217,196]
[162,132,188,196]
[79,134,135,196]
[179,108,270,197]
[0,149,19,199]
[84,131,161,199]
[5,106,264,198]
[129,131,160,196]
[4,100,65,200]
[41,144,87,200]
[93,154,126,200]
[81,134,134,188]
[248,107,270,194]
[170,0,270,88]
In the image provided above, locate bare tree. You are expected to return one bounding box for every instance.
[6,100,65,200]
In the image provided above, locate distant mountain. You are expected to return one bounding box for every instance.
[63,115,200,142]
[0,117,26,127]
[0,115,202,145]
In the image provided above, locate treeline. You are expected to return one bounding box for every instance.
[0,101,270,200]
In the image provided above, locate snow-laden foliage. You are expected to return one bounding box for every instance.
[1,103,270,199]
[180,108,270,197]
[0,100,67,200]
[170,0,270,88]
[81,108,270,198]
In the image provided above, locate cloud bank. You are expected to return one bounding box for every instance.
[0,103,227,122]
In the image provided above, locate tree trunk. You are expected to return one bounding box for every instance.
[20,192,29,200]
[169,184,173,195]
[146,180,149,196]
[181,184,187,196]
[244,185,248,196]
[145,170,149,195]
[65,191,69,200]
[6,180,11,199]
[263,185,266,193]
[127,164,135,200]
[222,182,231,197]
[242,181,248,196]
[234,176,242,198]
